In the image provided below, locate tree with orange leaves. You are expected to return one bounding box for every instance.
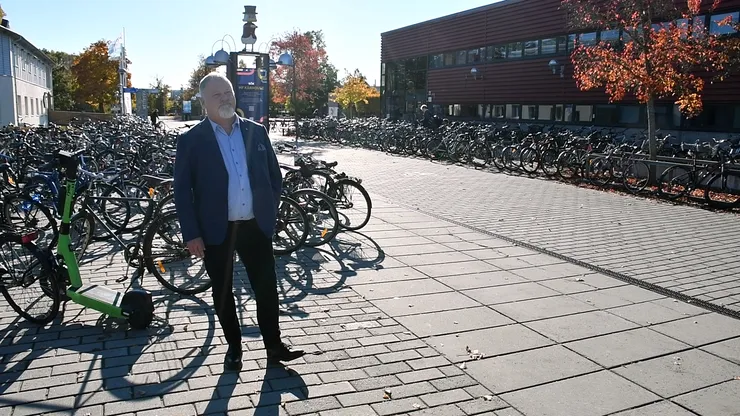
[71,40,122,113]
[270,30,338,116]
[561,0,732,160]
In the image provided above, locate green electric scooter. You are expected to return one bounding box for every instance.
[53,149,154,329]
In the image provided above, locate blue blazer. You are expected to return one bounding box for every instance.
[173,117,282,246]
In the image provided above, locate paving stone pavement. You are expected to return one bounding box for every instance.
[272,136,740,314]
[3,187,740,415]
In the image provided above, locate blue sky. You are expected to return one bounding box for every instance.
[4,0,497,90]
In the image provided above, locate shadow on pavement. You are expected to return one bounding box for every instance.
[253,364,307,416]
[0,291,215,413]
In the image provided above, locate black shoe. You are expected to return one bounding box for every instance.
[224,344,243,372]
[267,343,305,363]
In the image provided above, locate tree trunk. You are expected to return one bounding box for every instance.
[647,97,657,160]
[646,97,658,185]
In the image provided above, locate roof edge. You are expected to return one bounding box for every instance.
[381,0,521,36]
[0,25,55,66]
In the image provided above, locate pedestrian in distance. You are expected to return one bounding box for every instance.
[150,109,159,126]
[173,72,305,372]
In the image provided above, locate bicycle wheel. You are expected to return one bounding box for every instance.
[541,148,559,176]
[143,211,211,295]
[0,232,59,325]
[155,192,176,215]
[327,179,372,231]
[69,211,95,261]
[109,181,155,233]
[657,165,693,200]
[88,183,131,241]
[704,172,740,208]
[3,193,59,249]
[556,150,579,180]
[273,195,309,255]
[587,156,612,187]
[288,189,340,247]
[519,147,540,174]
[491,145,506,171]
[622,160,650,194]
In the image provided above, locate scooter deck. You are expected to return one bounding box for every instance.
[69,284,124,316]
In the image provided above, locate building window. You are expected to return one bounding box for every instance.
[506,104,521,119]
[594,104,618,124]
[493,105,505,118]
[574,105,593,122]
[24,96,29,116]
[733,106,740,129]
[554,104,564,121]
[486,45,505,60]
[600,29,620,46]
[541,38,557,54]
[710,12,739,35]
[579,32,597,46]
[538,105,553,120]
[478,105,487,118]
[36,98,40,115]
[16,95,21,115]
[693,15,706,36]
[429,54,444,68]
[456,50,467,65]
[522,105,537,120]
[567,34,577,51]
[524,40,539,56]
[507,42,523,58]
[468,48,484,63]
[619,105,641,124]
[557,36,567,53]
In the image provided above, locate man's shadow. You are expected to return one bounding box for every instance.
[200,363,307,415]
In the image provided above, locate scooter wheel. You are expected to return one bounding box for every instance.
[121,289,154,329]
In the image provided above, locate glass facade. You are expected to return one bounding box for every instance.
[383,57,428,120]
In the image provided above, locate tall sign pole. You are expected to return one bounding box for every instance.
[118,28,127,115]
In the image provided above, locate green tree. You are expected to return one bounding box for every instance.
[147,76,171,115]
[183,55,215,101]
[42,49,79,111]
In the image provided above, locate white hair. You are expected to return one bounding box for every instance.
[199,72,232,101]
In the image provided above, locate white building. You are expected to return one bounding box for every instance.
[0,20,53,126]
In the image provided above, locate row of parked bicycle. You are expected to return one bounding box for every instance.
[0,117,370,327]
[297,117,740,208]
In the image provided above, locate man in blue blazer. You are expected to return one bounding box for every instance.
[174,73,304,371]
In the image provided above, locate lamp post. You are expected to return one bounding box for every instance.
[277,52,297,146]
[548,59,565,78]
[206,35,239,68]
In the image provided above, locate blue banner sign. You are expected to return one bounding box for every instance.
[235,68,268,123]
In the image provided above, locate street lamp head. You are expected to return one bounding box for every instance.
[269,59,278,70]
[205,55,217,67]
[470,67,478,76]
[214,49,230,65]
[277,52,294,66]
[548,59,559,73]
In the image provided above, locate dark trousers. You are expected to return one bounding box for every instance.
[204,219,281,350]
